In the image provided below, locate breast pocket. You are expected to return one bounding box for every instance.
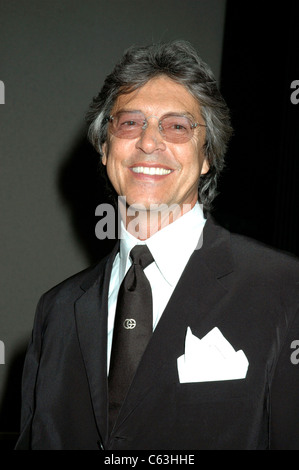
[175,378,249,404]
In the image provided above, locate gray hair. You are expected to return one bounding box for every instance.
[86,40,233,210]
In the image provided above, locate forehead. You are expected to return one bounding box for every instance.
[112,75,201,118]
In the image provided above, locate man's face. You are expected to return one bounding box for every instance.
[102,75,209,210]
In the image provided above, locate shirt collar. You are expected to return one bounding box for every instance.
[119,202,206,286]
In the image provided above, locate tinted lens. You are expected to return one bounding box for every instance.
[161,115,193,143]
[110,112,144,138]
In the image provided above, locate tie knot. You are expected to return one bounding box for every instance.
[130,245,154,269]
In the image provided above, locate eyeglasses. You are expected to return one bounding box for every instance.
[105,111,206,144]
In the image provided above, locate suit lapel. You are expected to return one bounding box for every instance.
[74,242,119,444]
[113,217,234,431]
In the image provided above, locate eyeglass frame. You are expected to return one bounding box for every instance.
[104,110,206,143]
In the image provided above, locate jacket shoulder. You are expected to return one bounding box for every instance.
[39,252,111,306]
[224,231,299,312]
[230,230,299,276]
[205,216,299,281]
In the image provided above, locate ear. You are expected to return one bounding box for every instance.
[101,142,108,166]
[201,158,210,175]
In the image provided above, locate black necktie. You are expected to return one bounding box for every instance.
[108,244,154,433]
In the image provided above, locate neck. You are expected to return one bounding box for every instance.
[118,197,196,240]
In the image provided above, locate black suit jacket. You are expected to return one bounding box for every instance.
[15,217,299,450]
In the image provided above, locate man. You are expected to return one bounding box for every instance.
[16,41,299,450]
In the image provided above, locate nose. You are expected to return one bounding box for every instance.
[135,117,166,154]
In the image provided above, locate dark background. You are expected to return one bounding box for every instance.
[1,0,298,449]
[214,1,299,256]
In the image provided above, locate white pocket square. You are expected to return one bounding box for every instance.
[177,327,249,383]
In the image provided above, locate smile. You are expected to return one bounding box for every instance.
[131,166,172,176]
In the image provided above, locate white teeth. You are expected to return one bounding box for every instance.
[132,166,172,175]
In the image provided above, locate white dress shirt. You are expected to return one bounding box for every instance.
[107,201,206,371]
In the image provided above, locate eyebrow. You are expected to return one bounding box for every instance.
[114,108,198,121]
